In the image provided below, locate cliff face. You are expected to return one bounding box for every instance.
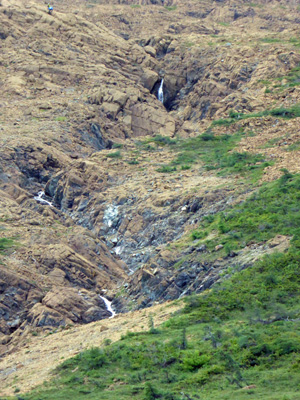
[1,0,300,350]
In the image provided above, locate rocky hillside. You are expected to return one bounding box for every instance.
[1,0,300,371]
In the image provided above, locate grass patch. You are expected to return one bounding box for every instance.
[156,165,177,173]
[183,41,195,48]
[112,143,123,149]
[127,159,139,165]
[138,131,271,181]
[190,170,300,254]
[164,5,177,11]
[286,140,300,152]
[106,151,122,159]
[259,37,282,43]
[138,135,177,148]
[260,137,281,149]
[211,104,300,127]
[157,130,271,181]
[55,116,67,122]
[276,64,300,89]
[289,37,300,47]
[0,237,16,253]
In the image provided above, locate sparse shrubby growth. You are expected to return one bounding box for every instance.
[155,131,271,180]
[138,135,177,149]
[156,165,177,173]
[127,159,139,165]
[190,170,300,254]
[112,143,123,149]
[165,5,177,11]
[212,104,300,126]
[0,237,16,253]
[106,150,122,159]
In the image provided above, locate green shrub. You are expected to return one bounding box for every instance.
[55,116,67,121]
[165,5,177,11]
[185,369,210,385]
[274,336,300,355]
[182,352,210,371]
[181,165,191,170]
[112,143,123,149]
[0,237,15,253]
[191,230,207,240]
[207,364,225,375]
[212,104,300,127]
[144,383,160,400]
[151,135,177,146]
[80,347,107,370]
[106,150,122,158]
[156,165,177,173]
[127,159,139,165]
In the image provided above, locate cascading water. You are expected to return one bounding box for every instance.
[158,78,164,104]
[34,191,53,207]
[99,295,116,319]
[103,205,119,228]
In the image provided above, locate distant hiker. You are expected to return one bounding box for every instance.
[47,3,53,15]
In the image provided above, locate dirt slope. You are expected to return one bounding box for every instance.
[0,301,181,396]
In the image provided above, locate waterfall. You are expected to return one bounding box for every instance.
[158,78,164,104]
[103,205,119,228]
[34,191,52,207]
[99,295,116,319]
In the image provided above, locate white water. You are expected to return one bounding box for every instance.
[34,191,52,206]
[114,245,123,255]
[158,78,164,103]
[99,295,116,319]
[103,205,119,228]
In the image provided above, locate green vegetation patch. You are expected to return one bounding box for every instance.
[261,137,281,149]
[0,237,16,254]
[112,143,123,149]
[155,131,271,181]
[259,37,282,44]
[286,140,300,152]
[277,64,300,89]
[156,165,177,173]
[165,5,177,11]
[212,104,300,127]
[137,135,177,150]
[106,151,122,159]
[260,62,300,92]
[190,170,300,254]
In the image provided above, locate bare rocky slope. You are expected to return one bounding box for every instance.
[1,0,300,379]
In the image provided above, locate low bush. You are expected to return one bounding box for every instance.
[182,352,210,371]
[212,104,300,127]
[0,237,16,253]
[106,150,122,158]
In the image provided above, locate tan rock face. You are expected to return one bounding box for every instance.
[131,103,175,137]
[141,68,159,91]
